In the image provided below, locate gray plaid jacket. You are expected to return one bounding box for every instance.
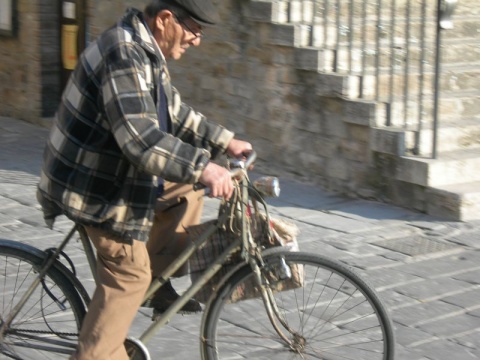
[37,8,234,242]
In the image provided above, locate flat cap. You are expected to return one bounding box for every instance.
[170,0,220,25]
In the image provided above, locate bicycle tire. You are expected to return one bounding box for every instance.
[201,251,395,360]
[0,240,86,359]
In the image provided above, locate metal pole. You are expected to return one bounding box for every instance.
[375,0,383,101]
[432,0,457,158]
[415,0,428,155]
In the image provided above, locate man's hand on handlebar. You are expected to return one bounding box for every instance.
[199,162,234,199]
[198,139,254,199]
[226,139,253,163]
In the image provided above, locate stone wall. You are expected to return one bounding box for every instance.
[0,0,376,197]
[168,0,375,195]
[87,0,144,39]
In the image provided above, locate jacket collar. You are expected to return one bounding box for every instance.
[120,8,166,64]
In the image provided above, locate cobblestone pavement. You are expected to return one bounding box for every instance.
[1,116,479,359]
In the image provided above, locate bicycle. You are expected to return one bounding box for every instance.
[0,152,395,360]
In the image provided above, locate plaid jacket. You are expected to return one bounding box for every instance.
[37,8,234,242]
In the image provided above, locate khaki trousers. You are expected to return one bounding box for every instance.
[147,182,204,277]
[71,182,203,359]
[71,227,151,360]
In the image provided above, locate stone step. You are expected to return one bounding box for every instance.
[250,0,478,26]
[306,18,479,49]
[373,90,480,127]
[334,40,480,77]
[449,1,480,16]
[357,65,480,100]
[405,118,480,155]
[426,181,480,221]
[443,15,480,40]
[297,40,480,74]
[254,2,480,47]
[441,38,480,64]
[371,119,480,157]
[370,119,480,156]
[336,95,479,136]
[396,148,480,187]
[294,45,480,95]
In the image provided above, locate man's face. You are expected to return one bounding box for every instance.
[154,11,203,60]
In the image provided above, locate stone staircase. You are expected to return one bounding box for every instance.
[245,0,480,220]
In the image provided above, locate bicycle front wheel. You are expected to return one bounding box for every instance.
[201,251,395,360]
[0,241,86,359]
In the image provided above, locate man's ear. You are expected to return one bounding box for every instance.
[155,10,174,32]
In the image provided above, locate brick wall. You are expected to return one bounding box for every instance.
[39,0,61,118]
[0,0,141,123]
[0,0,42,123]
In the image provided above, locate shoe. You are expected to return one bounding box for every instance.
[143,280,202,319]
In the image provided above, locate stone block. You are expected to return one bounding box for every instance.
[314,73,359,98]
[370,127,406,156]
[325,115,347,138]
[246,1,277,22]
[230,61,249,79]
[326,157,349,181]
[270,23,310,47]
[342,99,377,127]
[348,123,370,143]
[403,181,428,212]
[426,182,480,221]
[294,48,334,72]
[339,139,369,162]
[272,47,295,66]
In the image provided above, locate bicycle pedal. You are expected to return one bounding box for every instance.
[151,313,171,323]
[151,308,201,321]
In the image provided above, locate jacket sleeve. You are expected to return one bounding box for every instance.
[101,43,211,184]
[169,86,235,160]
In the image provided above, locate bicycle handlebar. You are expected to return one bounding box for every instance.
[193,151,257,191]
[229,151,257,177]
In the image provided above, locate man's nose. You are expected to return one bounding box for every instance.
[190,36,201,46]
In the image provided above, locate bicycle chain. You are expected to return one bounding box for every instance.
[8,327,78,337]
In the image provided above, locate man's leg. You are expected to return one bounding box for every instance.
[147,182,204,277]
[146,182,204,313]
[71,227,151,360]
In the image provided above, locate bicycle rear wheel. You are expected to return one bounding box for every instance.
[0,241,86,359]
[201,251,395,360]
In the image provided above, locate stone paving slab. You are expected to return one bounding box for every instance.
[393,251,480,279]
[394,277,475,302]
[391,300,465,327]
[411,340,479,360]
[442,287,480,309]
[1,117,480,359]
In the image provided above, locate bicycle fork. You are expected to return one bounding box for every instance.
[249,255,306,353]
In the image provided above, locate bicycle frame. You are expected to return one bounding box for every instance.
[138,172,298,347]
[0,152,298,355]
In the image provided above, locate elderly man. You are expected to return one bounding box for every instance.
[37,0,252,358]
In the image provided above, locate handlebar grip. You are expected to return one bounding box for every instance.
[193,182,206,191]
